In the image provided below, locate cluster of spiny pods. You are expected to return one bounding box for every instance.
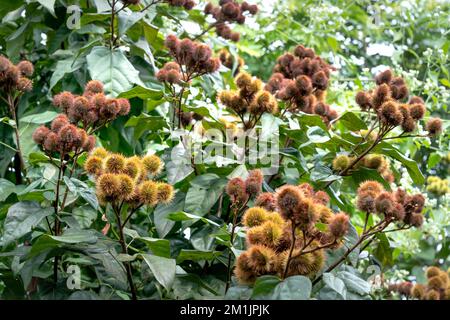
[121,0,196,10]
[219,71,278,129]
[158,35,221,84]
[355,69,442,135]
[333,153,394,183]
[85,148,174,208]
[219,48,244,75]
[0,55,34,94]
[52,80,130,130]
[204,0,258,42]
[356,181,425,227]
[389,266,450,300]
[426,176,449,197]
[265,45,338,124]
[229,179,350,284]
[33,114,96,155]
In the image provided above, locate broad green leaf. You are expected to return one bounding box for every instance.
[142,254,176,291]
[176,249,221,263]
[322,273,347,299]
[339,112,367,131]
[0,178,15,201]
[271,275,312,300]
[20,111,58,124]
[251,275,281,300]
[36,0,56,16]
[86,46,142,96]
[118,85,163,100]
[2,202,52,247]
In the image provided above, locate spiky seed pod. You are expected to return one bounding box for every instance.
[328,212,349,238]
[116,174,135,200]
[298,183,314,198]
[97,173,121,199]
[313,191,330,206]
[409,103,425,120]
[292,197,319,229]
[411,283,426,299]
[242,207,268,228]
[409,96,424,105]
[103,154,125,174]
[276,185,304,221]
[53,92,75,113]
[357,181,384,196]
[85,80,104,95]
[58,124,82,152]
[32,126,50,145]
[380,100,403,126]
[91,147,108,159]
[254,192,277,211]
[142,154,163,176]
[364,154,384,169]
[402,116,416,133]
[51,114,69,133]
[17,77,32,92]
[371,84,391,109]
[426,266,441,279]
[245,169,263,196]
[43,132,58,152]
[138,180,158,205]
[226,177,248,203]
[391,84,409,100]
[123,157,141,179]
[69,96,91,123]
[156,182,174,204]
[5,65,20,84]
[0,56,11,72]
[247,245,277,274]
[84,156,103,176]
[409,213,424,227]
[427,275,444,290]
[391,203,405,221]
[332,154,350,172]
[235,252,256,284]
[265,212,285,226]
[116,98,131,116]
[313,204,333,224]
[357,191,377,213]
[374,192,395,215]
[407,194,426,213]
[375,69,393,85]
[425,118,443,136]
[425,290,440,300]
[355,91,372,110]
[16,61,34,77]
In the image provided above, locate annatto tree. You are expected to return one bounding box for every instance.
[0,0,448,302]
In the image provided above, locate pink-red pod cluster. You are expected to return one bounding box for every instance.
[204,0,258,42]
[356,181,425,227]
[52,80,131,130]
[265,45,338,125]
[235,182,350,284]
[388,266,450,300]
[355,69,443,136]
[33,114,96,155]
[121,0,196,9]
[226,169,264,204]
[0,55,34,94]
[157,35,221,84]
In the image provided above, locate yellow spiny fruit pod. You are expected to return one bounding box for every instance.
[156,182,174,204]
[411,283,426,299]
[123,156,142,179]
[142,154,163,176]
[279,249,315,277]
[332,154,350,171]
[96,173,121,201]
[425,289,440,300]
[247,245,277,275]
[117,174,135,201]
[246,221,282,249]
[84,156,103,176]
[104,153,126,174]
[137,180,158,206]
[265,211,285,226]
[91,147,109,159]
[242,207,268,228]
[426,266,441,279]
[235,252,257,285]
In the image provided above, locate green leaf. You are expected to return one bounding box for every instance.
[118,10,145,36]
[439,78,450,88]
[0,178,15,201]
[306,126,330,144]
[427,153,441,169]
[375,142,424,184]
[2,202,52,247]
[118,85,163,100]
[124,114,167,139]
[337,270,371,296]
[322,273,347,299]
[123,228,171,258]
[271,275,312,300]
[86,46,142,96]
[142,254,176,291]
[176,249,221,263]
[251,275,281,300]
[154,192,185,238]
[36,0,56,16]
[20,111,58,124]
[339,112,367,131]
